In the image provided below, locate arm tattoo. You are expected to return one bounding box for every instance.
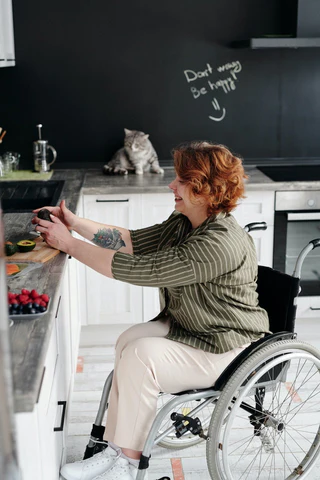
[92,228,126,250]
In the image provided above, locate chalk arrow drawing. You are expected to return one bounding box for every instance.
[209,98,226,122]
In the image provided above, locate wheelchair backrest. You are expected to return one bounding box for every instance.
[256,265,300,334]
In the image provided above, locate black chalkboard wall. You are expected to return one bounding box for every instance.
[0,0,320,168]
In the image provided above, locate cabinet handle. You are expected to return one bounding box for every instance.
[55,296,62,319]
[310,307,320,311]
[96,199,129,203]
[54,401,67,432]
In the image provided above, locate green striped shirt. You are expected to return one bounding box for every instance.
[112,212,269,353]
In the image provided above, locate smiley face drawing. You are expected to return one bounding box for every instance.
[209,98,226,122]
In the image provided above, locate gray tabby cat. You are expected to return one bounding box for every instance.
[103,128,164,175]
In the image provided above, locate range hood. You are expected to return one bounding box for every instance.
[239,0,320,49]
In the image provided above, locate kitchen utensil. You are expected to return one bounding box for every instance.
[5,236,60,263]
[1,152,20,174]
[0,130,7,143]
[33,124,57,173]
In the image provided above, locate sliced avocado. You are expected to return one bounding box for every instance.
[5,241,18,256]
[17,240,36,252]
[38,208,53,222]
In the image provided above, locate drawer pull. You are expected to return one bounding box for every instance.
[55,296,62,319]
[96,199,129,203]
[54,401,67,432]
[310,306,320,311]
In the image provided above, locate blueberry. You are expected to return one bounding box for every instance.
[30,308,37,314]
[33,303,39,309]
[39,306,47,313]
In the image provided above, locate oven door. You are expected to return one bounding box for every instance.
[273,211,320,296]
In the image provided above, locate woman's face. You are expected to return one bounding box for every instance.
[168,176,208,227]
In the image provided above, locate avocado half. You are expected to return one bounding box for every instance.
[5,241,18,256]
[17,240,36,252]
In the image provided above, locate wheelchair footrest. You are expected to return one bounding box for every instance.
[83,439,108,460]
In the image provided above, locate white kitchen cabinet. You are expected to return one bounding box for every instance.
[141,193,174,321]
[232,190,275,266]
[296,296,320,319]
[81,194,143,325]
[80,191,275,328]
[0,0,15,67]
[15,265,80,480]
[67,255,82,373]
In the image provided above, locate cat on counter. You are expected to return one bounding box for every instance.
[103,128,164,175]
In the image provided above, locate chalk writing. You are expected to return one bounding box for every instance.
[183,60,242,122]
[209,98,226,122]
[217,60,242,73]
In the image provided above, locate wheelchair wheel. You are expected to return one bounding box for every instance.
[157,393,216,449]
[206,340,320,480]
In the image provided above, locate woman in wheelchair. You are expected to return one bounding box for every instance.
[34,142,271,480]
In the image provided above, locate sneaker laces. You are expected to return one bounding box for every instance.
[78,445,121,467]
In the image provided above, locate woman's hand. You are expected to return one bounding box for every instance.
[35,214,75,253]
[32,199,76,231]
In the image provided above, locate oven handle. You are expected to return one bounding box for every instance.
[287,212,320,221]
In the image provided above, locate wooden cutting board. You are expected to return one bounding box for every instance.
[5,237,60,263]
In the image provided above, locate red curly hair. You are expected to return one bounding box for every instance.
[172,142,248,216]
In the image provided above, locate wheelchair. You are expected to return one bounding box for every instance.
[82,222,320,480]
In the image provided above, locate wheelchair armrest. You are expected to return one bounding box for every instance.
[213,331,296,392]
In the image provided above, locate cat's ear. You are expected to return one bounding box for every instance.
[143,134,150,139]
[124,128,131,136]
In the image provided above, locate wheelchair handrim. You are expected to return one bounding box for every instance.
[223,350,320,479]
[206,341,320,480]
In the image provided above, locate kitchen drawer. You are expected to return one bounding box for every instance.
[37,319,59,413]
[37,360,66,479]
[233,191,275,227]
[296,296,320,318]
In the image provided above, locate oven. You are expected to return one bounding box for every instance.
[273,191,320,296]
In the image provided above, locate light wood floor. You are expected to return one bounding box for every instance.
[66,317,320,480]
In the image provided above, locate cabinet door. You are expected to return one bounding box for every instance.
[141,193,174,321]
[82,194,143,325]
[67,255,81,373]
[233,191,275,266]
[0,0,15,67]
[37,360,64,480]
[15,410,42,480]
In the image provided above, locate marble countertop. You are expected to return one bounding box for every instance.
[82,166,320,194]
[4,170,84,413]
[4,166,320,413]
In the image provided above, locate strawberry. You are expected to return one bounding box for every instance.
[41,294,50,303]
[18,294,29,303]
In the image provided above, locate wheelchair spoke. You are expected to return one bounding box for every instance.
[206,341,320,480]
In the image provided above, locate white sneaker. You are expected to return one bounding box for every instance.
[60,446,121,480]
[92,457,149,480]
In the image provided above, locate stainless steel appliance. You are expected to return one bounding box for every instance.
[273,191,320,297]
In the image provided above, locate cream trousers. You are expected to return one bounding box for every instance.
[103,319,248,451]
